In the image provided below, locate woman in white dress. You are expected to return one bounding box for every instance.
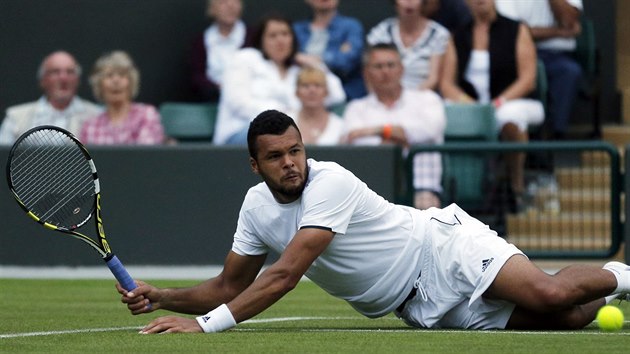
[213,13,345,145]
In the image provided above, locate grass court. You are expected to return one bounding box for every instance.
[1,278,629,353]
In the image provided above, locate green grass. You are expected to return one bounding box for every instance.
[1,279,629,353]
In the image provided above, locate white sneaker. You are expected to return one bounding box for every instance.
[603,261,630,301]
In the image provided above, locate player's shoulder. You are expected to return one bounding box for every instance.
[241,181,277,213]
[307,159,358,187]
[308,159,349,175]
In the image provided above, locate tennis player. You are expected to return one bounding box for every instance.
[118,109,629,333]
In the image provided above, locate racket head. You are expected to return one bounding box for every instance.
[6,125,99,231]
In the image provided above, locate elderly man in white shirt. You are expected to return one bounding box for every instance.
[342,43,446,210]
[496,0,583,139]
[0,51,102,145]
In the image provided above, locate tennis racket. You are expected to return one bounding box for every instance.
[5,125,139,292]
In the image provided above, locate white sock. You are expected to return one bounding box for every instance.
[605,294,619,304]
[603,262,630,294]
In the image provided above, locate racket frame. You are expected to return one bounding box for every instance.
[6,125,138,292]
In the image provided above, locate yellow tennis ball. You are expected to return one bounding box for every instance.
[596,305,624,331]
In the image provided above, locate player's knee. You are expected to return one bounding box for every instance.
[529,283,572,311]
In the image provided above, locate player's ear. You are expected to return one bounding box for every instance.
[249,157,260,175]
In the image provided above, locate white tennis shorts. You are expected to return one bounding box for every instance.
[398,204,525,329]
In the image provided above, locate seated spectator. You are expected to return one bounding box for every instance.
[189,0,252,102]
[212,12,345,145]
[0,51,102,145]
[424,0,472,32]
[496,0,583,139]
[439,0,544,209]
[342,43,446,209]
[80,51,165,145]
[293,0,366,99]
[366,0,450,91]
[287,67,344,145]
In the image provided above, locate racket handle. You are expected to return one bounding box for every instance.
[106,254,153,310]
[105,255,137,291]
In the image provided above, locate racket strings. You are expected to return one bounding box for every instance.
[16,144,84,201]
[9,129,96,228]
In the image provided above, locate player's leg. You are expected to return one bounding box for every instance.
[485,255,617,329]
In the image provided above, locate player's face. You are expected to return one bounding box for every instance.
[40,52,80,109]
[250,126,308,204]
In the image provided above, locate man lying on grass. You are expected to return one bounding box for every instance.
[118,109,629,332]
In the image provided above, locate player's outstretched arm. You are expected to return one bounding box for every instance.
[137,227,334,334]
[227,227,335,323]
[117,251,267,316]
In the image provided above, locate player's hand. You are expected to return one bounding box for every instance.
[139,316,203,334]
[116,280,159,314]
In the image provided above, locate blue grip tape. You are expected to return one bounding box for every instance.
[106,255,137,291]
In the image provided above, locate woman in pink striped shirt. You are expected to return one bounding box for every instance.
[80,51,165,145]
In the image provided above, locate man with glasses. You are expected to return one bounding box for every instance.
[0,51,102,145]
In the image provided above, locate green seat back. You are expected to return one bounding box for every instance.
[159,102,218,142]
[442,103,497,209]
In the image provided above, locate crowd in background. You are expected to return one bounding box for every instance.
[0,0,587,210]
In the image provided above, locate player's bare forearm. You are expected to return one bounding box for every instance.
[120,252,266,316]
[228,228,334,323]
[227,264,302,322]
[158,278,240,315]
[160,253,267,314]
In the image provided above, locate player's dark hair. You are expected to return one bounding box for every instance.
[247,110,301,159]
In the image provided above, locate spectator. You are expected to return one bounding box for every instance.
[80,51,165,145]
[293,0,366,100]
[189,0,252,102]
[366,0,450,91]
[424,0,472,32]
[496,0,583,139]
[342,43,446,210]
[439,0,544,210]
[212,13,345,145]
[0,51,102,145]
[288,67,344,145]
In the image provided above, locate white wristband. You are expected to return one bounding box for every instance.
[195,304,237,333]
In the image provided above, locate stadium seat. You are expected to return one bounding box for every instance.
[441,103,497,210]
[574,15,601,137]
[535,59,548,114]
[443,103,496,142]
[159,102,218,143]
[329,102,347,117]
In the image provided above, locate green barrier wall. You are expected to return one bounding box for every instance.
[0,145,401,266]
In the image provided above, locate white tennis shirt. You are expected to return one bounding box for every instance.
[232,159,427,317]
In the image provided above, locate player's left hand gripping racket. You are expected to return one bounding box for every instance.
[6,125,141,294]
